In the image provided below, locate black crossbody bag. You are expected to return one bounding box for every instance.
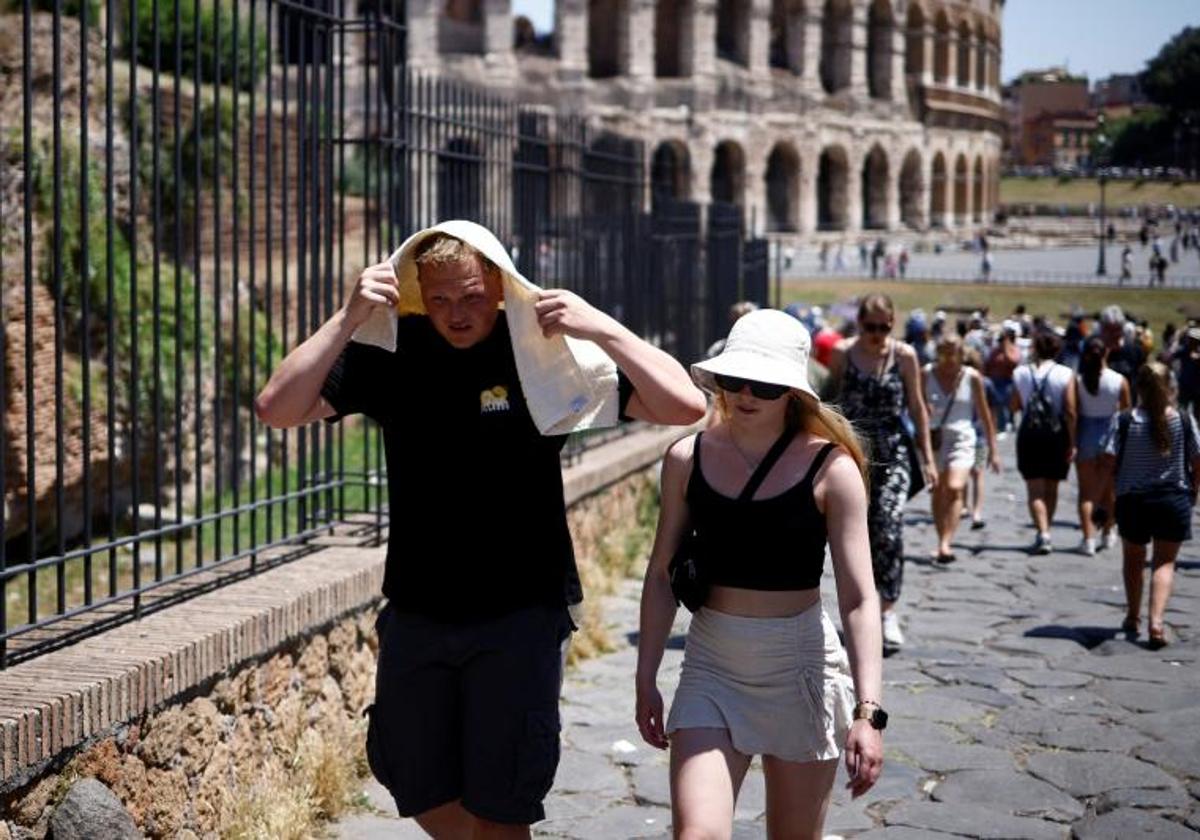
[669,428,798,612]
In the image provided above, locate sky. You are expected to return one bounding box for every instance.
[509,0,1198,85]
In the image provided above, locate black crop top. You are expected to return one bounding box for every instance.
[686,434,838,591]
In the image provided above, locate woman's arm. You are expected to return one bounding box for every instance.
[971,371,1001,472]
[1063,373,1078,463]
[1118,378,1132,412]
[826,341,849,401]
[635,436,693,749]
[819,452,883,797]
[899,345,938,489]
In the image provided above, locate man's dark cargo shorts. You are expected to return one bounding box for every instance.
[364,602,575,825]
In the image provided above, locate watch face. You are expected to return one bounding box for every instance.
[872,708,889,730]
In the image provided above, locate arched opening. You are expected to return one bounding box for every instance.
[867,0,893,100]
[905,4,926,77]
[710,141,745,207]
[933,11,949,84]
[973,157,984,223]
[652,141,692,204]
[716,0,750,66]
[862,145,889,230]
[930,152,947,227]
[765,143,801,232]
[820,0,852,94]
[770,0,805,74]
[899,149,923,229]
[656,0,690,77]
[438,138,483,221]
[589,0,626,78]
[817,146,849,231]
[439,0,484,54]
[953,154,968,226]
[974,31,987,91]
[956,21,971,87]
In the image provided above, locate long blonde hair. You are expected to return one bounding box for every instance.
[1135,361,1174,454]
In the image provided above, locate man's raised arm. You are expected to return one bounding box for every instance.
[254,261,398,429]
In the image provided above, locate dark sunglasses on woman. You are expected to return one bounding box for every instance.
[713,374,792,401]
[860,321,892,335]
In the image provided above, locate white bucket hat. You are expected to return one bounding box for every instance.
[691,309,818,402]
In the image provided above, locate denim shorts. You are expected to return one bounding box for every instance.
[1115,489,1194,545]
[365,602,574,824]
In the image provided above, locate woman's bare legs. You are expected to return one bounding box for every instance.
[670,728,751,840]
[1148,540,1182,635]
[762,756,838,840]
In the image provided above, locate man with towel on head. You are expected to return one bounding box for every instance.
[254,221,706,838]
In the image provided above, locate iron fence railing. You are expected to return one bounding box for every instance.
[1,1,761,667]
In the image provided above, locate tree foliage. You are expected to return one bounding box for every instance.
[1141,26,1200,118]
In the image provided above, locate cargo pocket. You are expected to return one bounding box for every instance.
[513,711,561,803]
[364,704,392,790]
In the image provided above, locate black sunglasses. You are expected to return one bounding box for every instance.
[713,374,791,401]
[860,321,892,335]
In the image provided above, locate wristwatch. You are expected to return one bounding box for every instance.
[853,701,889,731]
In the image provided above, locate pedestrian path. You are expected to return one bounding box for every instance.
[332,436,1200,838]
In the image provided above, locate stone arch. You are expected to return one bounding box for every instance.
[710,140,746,207]
[956,20,972,87]
[438,137,483,220]
[656,0,691,77]
[862,144,889,230]
[974,27,987,90]
[953,153,969,225]
[820,0,853,94]
[973,156,984,222]
[867,0,894,100]
[588,0,626,78]
[765,142,801,232]
[930,151,947,227]
[899,149,923,229]
[652,141,692,203]
[933,10,950,84]
[439,0,484,54]
[905,3,926,77]
[716,0,750,66]
[770,0,805,74]
[817,145,849,231]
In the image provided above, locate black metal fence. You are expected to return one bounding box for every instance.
[1,1,762,666]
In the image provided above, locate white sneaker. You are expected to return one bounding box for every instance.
[1031,533,1053,555]
[1079,537,1096,557]
[882,611,905,649]
[1100,530,1116,551]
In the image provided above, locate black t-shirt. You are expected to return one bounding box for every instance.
[321,313,632,622]
[1108,341,1144,387]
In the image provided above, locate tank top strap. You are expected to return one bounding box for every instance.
[801,442,839,488]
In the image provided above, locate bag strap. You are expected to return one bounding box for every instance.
[738,427,799,502]
[1114,410,1133,475]
[934,369,964,428]
[1030,363,1049,400]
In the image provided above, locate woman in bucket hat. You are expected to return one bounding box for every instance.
[636,309,885,838]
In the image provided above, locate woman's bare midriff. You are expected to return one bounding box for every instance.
[705,585,821,618]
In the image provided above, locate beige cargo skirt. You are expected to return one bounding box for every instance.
[666,602,855,763]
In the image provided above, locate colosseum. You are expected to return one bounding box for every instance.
[403,0,1004,239]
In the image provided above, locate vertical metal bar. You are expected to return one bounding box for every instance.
[231,0,242,557]
[129,0,141,617]
[23,0,36,626]
[105,0,117,599]
[79,0,93,608]
[280,6,291,541]
[335,0,346,523]
[212,0,223,566]
[173,0,184,576]
[296,6,309,535]
[249,0,259,569]
[192,0,203,569]
[324,12,337,530]
[152,0,164,583]
[53,0,67,617]
[265,0,275,546]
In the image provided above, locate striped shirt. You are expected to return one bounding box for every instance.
[1103,409,1200,495]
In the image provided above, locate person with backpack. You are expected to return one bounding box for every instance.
[1075,337,1131,555]
[1011,330,1078,555]
[1103,362,1200,648]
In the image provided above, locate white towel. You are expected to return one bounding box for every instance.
[351,220,621,436]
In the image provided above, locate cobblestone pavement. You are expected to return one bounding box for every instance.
[332,436,1200,839]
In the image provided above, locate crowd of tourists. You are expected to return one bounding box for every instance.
[256,219,1197,839]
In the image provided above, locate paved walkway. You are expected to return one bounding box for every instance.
[332,436,1200,838]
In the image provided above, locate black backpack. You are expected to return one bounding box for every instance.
[1019,365,1063,442]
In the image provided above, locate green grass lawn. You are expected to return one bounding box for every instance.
[1000,177,1200,208]
[781,278,1197,338]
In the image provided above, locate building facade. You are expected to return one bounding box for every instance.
[401,0,1005,237]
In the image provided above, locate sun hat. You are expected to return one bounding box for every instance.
[691,309,817,402]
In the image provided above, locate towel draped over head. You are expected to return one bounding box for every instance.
[350,220,622,436]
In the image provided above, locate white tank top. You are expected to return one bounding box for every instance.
[925,365,975,430]
[1077,368,1123,418]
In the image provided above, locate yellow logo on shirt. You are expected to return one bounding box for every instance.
[480,385,510,414]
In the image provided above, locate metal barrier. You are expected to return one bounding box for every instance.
[1,1,765,666]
